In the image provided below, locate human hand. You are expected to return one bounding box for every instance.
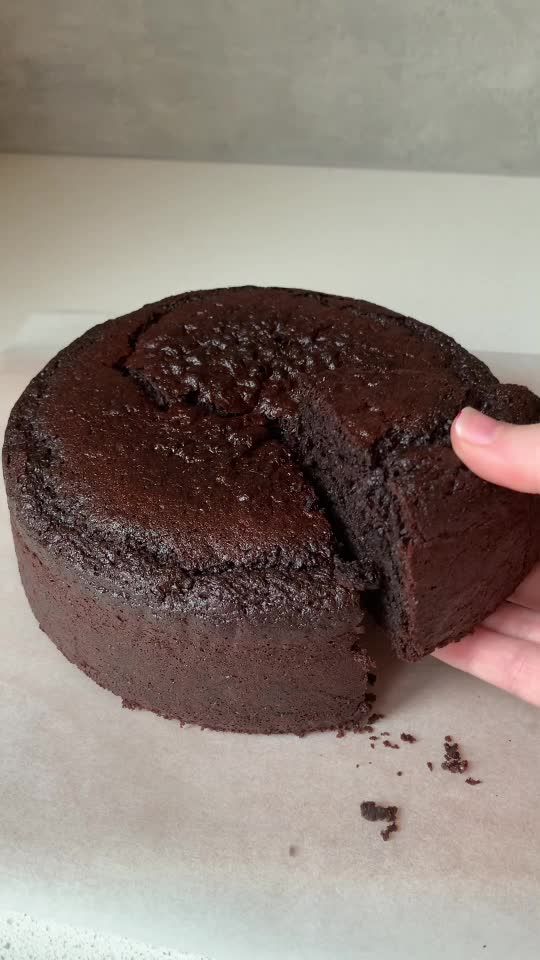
[432,407,540,705]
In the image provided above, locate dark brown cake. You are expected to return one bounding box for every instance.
[3,286,539,734]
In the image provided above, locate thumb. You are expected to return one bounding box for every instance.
[451,407,540,494]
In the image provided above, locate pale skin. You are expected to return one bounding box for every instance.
[432,407,540,707]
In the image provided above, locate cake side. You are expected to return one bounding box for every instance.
[11,514,371,734]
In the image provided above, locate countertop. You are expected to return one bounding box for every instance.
[1,153,539,354]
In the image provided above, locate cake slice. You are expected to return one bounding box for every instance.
[295,367,540,660]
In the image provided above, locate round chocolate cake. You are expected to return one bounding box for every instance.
[3,287,539,733]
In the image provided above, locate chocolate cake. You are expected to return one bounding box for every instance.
[3,287,539,734]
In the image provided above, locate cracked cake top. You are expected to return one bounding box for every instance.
[2,286,498,598]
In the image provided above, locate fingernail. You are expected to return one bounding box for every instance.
[453,407,499,445]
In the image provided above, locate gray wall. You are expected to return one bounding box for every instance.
[2,0,540,175]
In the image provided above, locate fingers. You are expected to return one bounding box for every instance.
[483,601,540,645]
[509,562,540,611]
[433,627,540,707]
[451,408,540,494]
[445,408,540,705]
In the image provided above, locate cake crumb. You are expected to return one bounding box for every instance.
[465,777,482,786]
[367,672,377,686]
[369,735,378,741]
[361,802,399,841]
[441,738,469,774]
[427,761,433,771]
[360,801,397,822]
[400,732,417,743]
[444,735,453,742]
[383,739,400,750]
[381,822,398,841]
[396,771,402,776]
[367,713,385,724]
[289,844,298,857]
[364,725,374,733]
[370,742,375,749]
[365,692,377,704]
[441,760,468,773]
[336,728,346,739]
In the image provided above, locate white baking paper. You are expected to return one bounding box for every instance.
[0,319,539,960]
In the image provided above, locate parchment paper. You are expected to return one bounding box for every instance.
[1,315,539,960]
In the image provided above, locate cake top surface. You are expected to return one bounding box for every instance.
[307,366,469,450]
[3,286,498,583]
